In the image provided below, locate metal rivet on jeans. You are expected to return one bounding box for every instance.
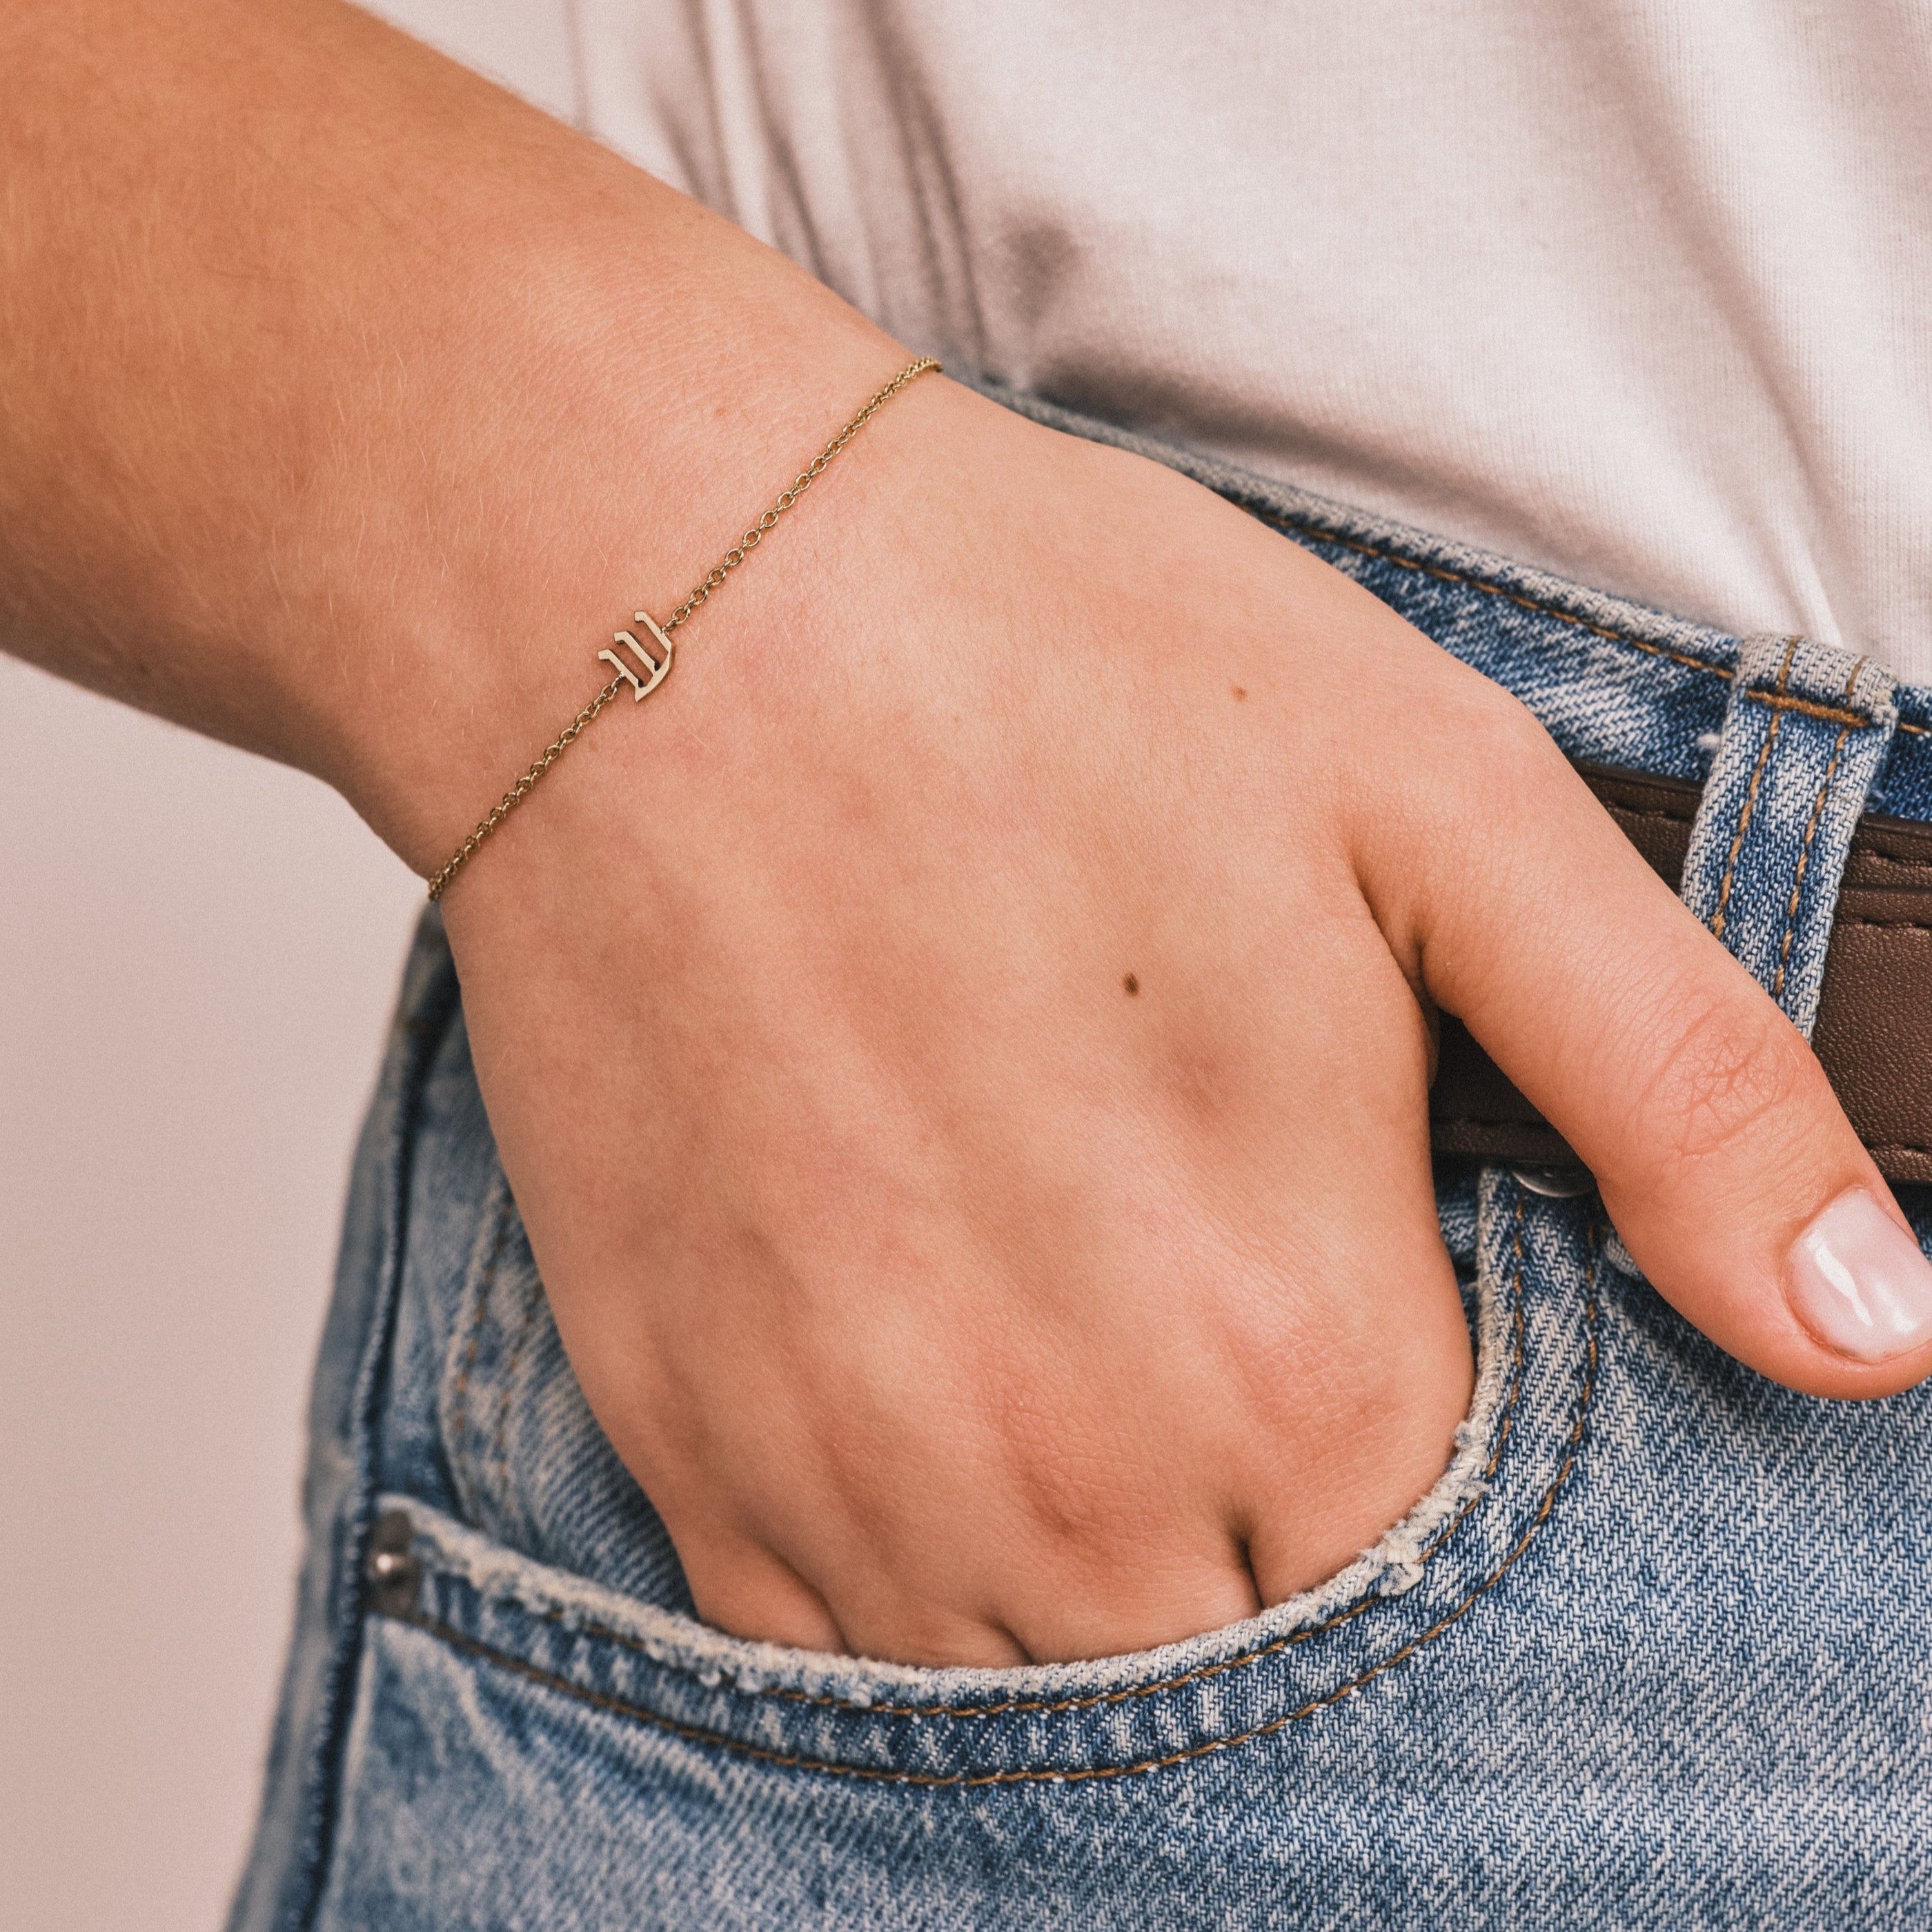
[1508,1162,1597,1199]
[364,1507,421,1617]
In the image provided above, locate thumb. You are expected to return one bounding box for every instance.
[1383,724,1932,1400]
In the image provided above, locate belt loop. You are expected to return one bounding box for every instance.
[1679,634,1897,1038]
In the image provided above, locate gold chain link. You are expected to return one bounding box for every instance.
[425,356,940,902]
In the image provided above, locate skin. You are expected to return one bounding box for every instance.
[5,0,1929,1668]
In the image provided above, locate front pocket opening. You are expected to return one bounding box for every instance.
[364,1176,1601,1785]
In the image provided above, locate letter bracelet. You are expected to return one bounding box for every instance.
[423,356,940,902]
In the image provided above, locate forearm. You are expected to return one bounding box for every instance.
[0,0,895,868]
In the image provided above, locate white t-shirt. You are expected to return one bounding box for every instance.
[575,1,1932,682]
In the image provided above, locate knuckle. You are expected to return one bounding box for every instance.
[1636,987,1824,1172]
[1446,681,1564,780]
[1394,682,1570,854]
[1006,1432,1136,1549]
[988,1387,1171,1557]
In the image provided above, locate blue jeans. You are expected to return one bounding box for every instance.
[231,390,1932,1930]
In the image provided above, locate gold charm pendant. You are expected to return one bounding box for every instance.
[599,611,676,699]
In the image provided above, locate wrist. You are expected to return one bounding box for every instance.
[302,244,905,877]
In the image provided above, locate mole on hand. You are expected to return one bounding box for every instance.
[1231,686,1248,700]
[1123,973,1140,996]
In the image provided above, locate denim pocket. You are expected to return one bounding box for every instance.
[367,1144,1599,1795]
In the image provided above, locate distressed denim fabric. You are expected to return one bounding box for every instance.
[231,392,1932,1931]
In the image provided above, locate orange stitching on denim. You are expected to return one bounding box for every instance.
[397,1192,1540,1728]
[1708,718,1780,943]
[1253,511,1735,683]
[1743,691,1871,729]
[384,1226,1600,1788]
[1771,724,1854,1003]
[1708,640,1799,945]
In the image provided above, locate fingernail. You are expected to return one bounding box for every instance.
[1786,1188,1932,1362]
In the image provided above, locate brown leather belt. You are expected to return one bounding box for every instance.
[1429,763,1932,1185]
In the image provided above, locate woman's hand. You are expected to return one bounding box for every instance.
[439,378,1932,1665]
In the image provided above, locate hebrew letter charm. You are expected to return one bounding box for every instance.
[599,611,676,700]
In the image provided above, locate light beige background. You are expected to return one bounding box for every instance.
[0,8,583,1927]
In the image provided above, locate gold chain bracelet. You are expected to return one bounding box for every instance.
[424,355,941,902]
